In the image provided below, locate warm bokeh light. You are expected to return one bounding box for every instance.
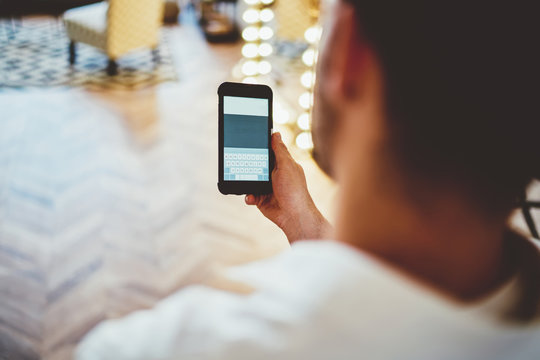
[242,76,259,84]
[258,43,273,57]
[302,48,316,67]
[242,26,259,41]
[296,132,313,149]
[259,26,274,40]
[260,9,274,23]
[242,9,260,23]
[301,70,315,88]
[304,25,322,44]
[298,92,312,110]
[274,102,291,124]
[297,113,310,130]
[242,60,258,76]
[257,60,272,75]
[242,43,259,58]
[294,18,322,145]
[238,0,274,80]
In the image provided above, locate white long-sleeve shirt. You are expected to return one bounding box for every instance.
[76,240,540,360]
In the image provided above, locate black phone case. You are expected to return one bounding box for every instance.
[218,82,274,195]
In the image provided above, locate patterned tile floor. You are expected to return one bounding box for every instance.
[0,18,177,90]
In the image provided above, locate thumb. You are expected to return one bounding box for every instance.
[272,132,292,168]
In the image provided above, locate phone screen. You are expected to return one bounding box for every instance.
[223,96,270,182]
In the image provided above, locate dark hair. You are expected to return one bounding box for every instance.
[345,0,539,211]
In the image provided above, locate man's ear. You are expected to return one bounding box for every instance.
[318,2,372,105]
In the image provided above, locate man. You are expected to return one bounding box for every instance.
[77,0,540,358]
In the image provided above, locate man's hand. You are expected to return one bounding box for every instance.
[245,132,332,243]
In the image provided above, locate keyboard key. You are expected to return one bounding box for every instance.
[238,174,258,180]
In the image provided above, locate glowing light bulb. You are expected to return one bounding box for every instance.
[244,0,259,5]
[274,103,290,124]
[304,25,322,44]
[242,26,259,41]
[242,76,258,84]
[258,43,273,57]
[296,132,313,149]
[298,91,312,109]
[259,26,274,40]
[243,9,259,23]
[242,43,258,58]
[260,9,274,22]
[302,48,316,66]
[258,60,272,75]
[297,113,311,130]
[300,70,315,88]
[242,60,258,76]
[261,0,274,4]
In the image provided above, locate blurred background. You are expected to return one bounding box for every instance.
[0,0,537,359]
[0,1,337,358]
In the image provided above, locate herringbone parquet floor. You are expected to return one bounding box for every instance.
[0,14,337,360]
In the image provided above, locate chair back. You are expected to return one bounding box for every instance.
[106,0,164,58]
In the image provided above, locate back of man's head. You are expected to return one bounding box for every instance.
[344,0,539,212]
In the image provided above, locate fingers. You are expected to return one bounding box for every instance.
[245,194,257,205]
[272,132,292,169]
[246,194,274,209]
[245,194,266,206]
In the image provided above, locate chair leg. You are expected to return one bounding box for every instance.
[69,41,76,65]
[107,59,118,76]
[151,48,160,64]
[8,17,19,40]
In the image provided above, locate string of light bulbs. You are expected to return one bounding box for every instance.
[236,0,322,152]
[295,24,322,150]
[239,0,275,84]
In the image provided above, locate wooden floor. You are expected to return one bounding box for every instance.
[0,13,336,360]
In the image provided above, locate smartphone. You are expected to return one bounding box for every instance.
[218,82,273,195]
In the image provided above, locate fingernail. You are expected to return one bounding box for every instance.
[245,195,250,203]
[275,132,281,141]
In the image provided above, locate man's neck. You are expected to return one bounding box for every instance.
[334,172,511,301]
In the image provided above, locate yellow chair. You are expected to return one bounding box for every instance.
[63,0,165,75]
